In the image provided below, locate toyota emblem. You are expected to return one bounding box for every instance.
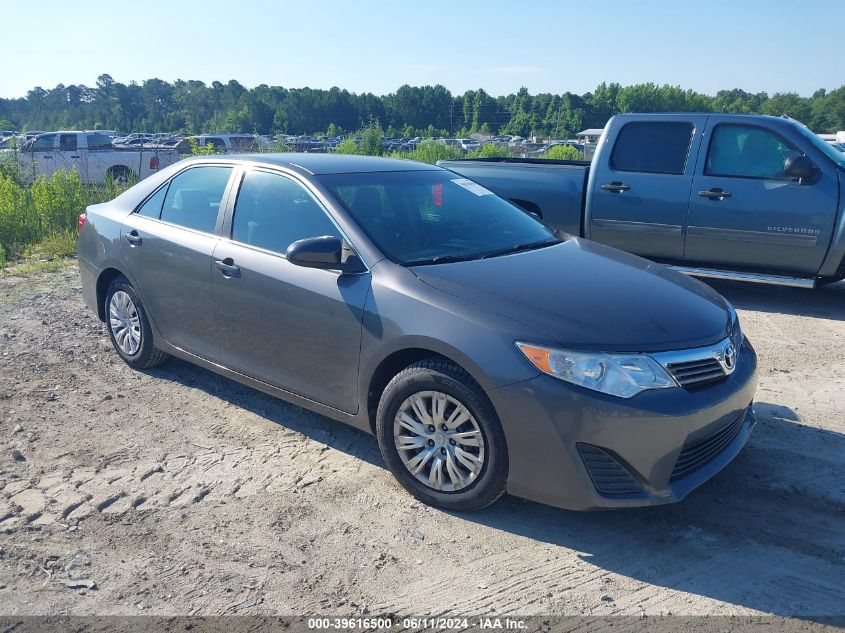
[723,343,736,371]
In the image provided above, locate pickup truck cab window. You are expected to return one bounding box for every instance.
[59,134,77,151]
[30,134,56,151]
[231,170,341,256]
[86,133,113,150]
[160,166,233,233]
[610,121,693,175]
[705,124,799,179]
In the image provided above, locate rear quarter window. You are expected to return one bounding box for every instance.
[611,121,694,175]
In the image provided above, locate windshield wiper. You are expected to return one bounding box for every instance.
[477,239,558,260]
[404,239,557,267]
[403,254,479,266]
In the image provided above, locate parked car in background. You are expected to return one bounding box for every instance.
[458,138,480,152]
[78,153,757,512]
[441,113,845,288]
[14,131,180,185]
[173,134,258,155]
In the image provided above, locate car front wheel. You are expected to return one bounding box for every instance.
[105,276,169,369]
[376,359,508,511]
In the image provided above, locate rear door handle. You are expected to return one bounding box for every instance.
[698,188,732,200]
[214,257,241,277]
[125,230,142,246]
[601,182,630,192]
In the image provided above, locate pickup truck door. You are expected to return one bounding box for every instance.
[685,118,839,274]
[26,133,60,177]
[55,134,86,179]
[586,116,708,261]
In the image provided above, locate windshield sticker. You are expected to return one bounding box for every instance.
[451,178,493,196]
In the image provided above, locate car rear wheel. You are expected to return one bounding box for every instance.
[105,276,169,369]
[376,359,508,511]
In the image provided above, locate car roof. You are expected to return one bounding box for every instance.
[218,153,442,175]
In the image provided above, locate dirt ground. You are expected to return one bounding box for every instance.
[0,262,843,619]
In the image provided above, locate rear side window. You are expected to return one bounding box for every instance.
[231,170,340,255]
[705,124,801,179]
[611,122,693,174]
[160,166,233,233]
[87,133,113,150]
[136,185,168,218]
[59,134,77,151]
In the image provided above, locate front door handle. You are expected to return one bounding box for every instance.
[125,230,142,246]
[214,257,241,277]
[601,182,630,192]
[698,188,732,200]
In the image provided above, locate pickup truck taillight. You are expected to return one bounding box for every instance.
[78,213,87,232]
[149,156,159,170]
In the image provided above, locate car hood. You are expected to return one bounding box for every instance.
[410,238,732,352]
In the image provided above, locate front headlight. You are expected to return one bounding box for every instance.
[515,342,678,399]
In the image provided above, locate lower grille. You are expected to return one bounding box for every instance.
[577,443,644,495]
[670,413,745,482]
[667,357,726,388]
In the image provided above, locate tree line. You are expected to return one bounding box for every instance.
[2,74,844,138]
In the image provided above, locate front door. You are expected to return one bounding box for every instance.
[685,120,839,274]
[121,164,235,361]
[212,168,370,413]
[586,116,708,261]
[27,133,59,178]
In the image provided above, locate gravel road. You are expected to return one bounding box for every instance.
[0,263,843,619]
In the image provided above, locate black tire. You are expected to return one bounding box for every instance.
[107,165,134,188]
[375,358,508,511]
[104,276,169,369]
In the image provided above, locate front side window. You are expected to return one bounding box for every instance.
[705,124,800,179]
[611,121,693,174]
[319,170,557,266]
[160,166,233,233]
[30,134,56,151]
[231,170,340,255]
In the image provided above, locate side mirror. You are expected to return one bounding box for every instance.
[286,236,365,273]
[784,154,819,183]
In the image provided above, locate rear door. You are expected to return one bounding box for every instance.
[586,116,707,260]
[212,167,370,413]
[685,119,839,274]
[120,164,236,361]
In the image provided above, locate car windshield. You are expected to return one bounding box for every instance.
[319,169,558,266]
[790,120,845,169]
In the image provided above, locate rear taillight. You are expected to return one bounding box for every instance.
[78,213,87,232]
[149,156,159,170]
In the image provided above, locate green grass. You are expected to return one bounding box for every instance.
[0,155,127,267]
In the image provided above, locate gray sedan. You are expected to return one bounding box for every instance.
[78,154,758,511]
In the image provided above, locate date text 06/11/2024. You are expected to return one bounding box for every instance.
[307,617,528,630]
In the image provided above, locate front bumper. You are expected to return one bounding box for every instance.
[487,338,758,510]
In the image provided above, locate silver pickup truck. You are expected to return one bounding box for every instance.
[441,113,845,288]
[16,131,180,185]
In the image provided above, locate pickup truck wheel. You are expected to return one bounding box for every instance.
[107,166,134,188]
[376,359,508,512]
[105,276,169,369]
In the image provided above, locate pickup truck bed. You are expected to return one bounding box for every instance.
[440,113,845,288]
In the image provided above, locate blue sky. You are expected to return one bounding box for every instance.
[2,0,843,98]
